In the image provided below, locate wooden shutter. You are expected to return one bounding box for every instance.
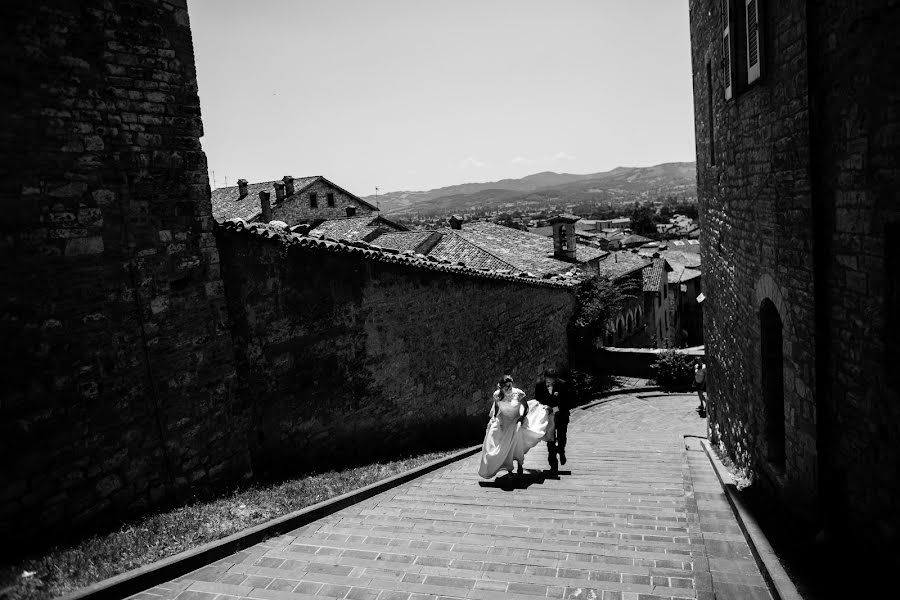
[746,0,761,83]
[722,0,733,100]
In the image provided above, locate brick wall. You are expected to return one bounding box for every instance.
[807,1,900,547]
[0,0,251,543]
[216,227,576,474]
[272,179,376,224]
[689,0,819,517]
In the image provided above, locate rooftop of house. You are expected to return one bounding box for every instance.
[218,219,583,289]
[427,232,518,271]
[642,258,671,292]
[595,251,651,280]
[451,221,606,276]
[210,176,377,223]
[309,215,405,242]
[367,230,437,253]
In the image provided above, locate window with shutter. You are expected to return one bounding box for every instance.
[746,0,761,83]
[722,0,733,100]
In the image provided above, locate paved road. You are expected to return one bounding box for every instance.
[132,393,771,600]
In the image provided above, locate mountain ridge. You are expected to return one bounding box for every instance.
[364,162,696,215]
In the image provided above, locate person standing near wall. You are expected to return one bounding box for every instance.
[694,357,707,414]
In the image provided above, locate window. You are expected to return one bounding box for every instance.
[746,0,762,84]
[309,193,318,208]
[722,0,733,100]
[326,192,335,207]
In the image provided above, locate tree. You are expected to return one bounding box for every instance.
[630,205,657,236]
[570,275,640,354]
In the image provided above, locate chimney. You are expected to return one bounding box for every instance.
[346,206,357,217]
[449,215,463,230]
[283,175,295,197]
[237,178,248,199]
[549,214,579,261]
[273,181,285,202]
[259,190,272,223]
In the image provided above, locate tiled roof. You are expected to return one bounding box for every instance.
[659,249,701,269]
[529,226,554,237]
[642,258,668,292]
[668,265,702,284]
[595,251,650,280]
[451,221,605,277]
[211,176,320,222]
[623,234,653,245]
[369,230,436,253]
[309,216,387,242]
[217,219,583,289]
[426,232,518,271]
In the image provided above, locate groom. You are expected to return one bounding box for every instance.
[535,368,572,473]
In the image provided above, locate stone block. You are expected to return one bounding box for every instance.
[65,236,104,256]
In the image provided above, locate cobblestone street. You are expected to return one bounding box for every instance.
[131,393,772,600]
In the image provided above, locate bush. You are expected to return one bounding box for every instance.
[567,368,614,406]
[650,350,695,389]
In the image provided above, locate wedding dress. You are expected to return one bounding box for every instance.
[478,388,552,478]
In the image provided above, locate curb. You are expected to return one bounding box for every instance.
[700,439,803,600]
[58,444,482,600]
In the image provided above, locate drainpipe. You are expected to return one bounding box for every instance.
[806,0,837,542]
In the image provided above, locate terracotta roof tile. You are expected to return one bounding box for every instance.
[595,251,651,280]
[309,216,384,242]
[451,221,604,277]
[211,176,320,222]
[216,220,582,289]
[426,232,518,271]
[642,258,668,292]
[369,230,436,253]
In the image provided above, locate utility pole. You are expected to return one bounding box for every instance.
[375,186,380,210]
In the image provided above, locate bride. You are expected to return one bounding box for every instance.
[478,375,552,478]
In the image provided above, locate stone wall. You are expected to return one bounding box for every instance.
[216,225,576,473]
[689,0,819,516]
[807,0,900,547]
[272,179,376,224]
[0,0,251,543]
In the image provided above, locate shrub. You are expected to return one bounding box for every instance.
[650,350,695,389]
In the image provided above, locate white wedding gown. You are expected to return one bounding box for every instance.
[478,388,552,478]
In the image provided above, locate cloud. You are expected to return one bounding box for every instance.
[458,156,486,169]
[510,151,577,166]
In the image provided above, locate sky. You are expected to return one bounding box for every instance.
[188,0,695,196]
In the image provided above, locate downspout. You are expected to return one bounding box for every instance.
[805,0,837,541]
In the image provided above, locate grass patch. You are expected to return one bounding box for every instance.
[0,447,470,600]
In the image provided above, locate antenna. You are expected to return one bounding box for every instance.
[375,186,380,210]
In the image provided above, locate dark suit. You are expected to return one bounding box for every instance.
[534,378,572,471]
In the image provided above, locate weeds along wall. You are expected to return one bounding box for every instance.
[0,1,251,545]
[216,225,577,474]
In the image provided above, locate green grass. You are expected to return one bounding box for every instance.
[0,447,469,600]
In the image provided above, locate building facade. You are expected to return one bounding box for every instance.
[690,0,900,549]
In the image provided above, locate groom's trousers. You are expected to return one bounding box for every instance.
[547,410,569,471]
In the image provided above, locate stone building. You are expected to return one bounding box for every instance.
[690,0,900,550]
[211,175,378,226]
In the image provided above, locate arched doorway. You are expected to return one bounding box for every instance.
[760,298,785,466]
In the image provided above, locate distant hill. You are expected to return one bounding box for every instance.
[365,162,696,216]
